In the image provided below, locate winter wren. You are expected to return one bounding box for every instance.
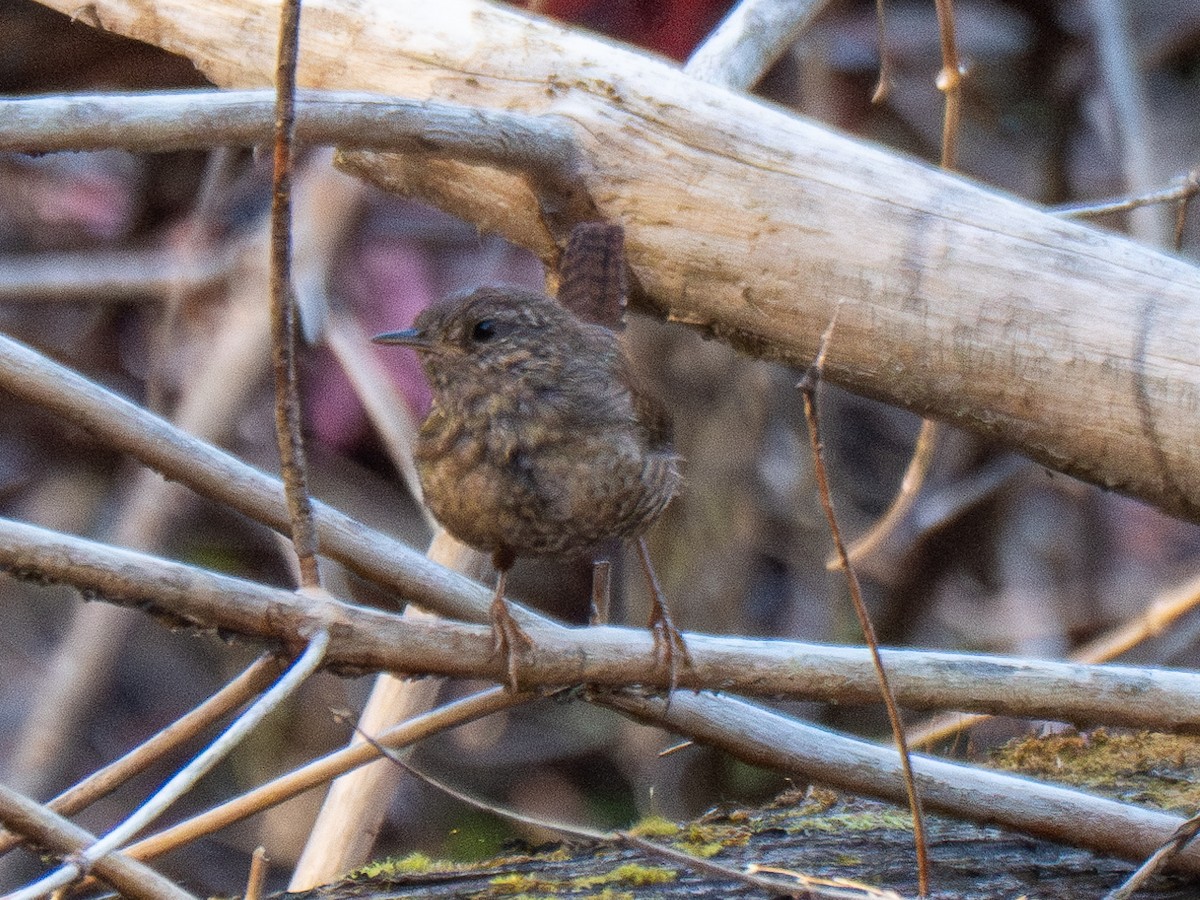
[374,285,684,689]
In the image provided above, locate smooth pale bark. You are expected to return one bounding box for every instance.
[26,0,1200,522]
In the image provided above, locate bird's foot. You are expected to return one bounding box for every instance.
[636,537,691,697]
[648,594,691,695]
[490,594,533,692]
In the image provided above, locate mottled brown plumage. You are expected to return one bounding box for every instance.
[374,285,683,688]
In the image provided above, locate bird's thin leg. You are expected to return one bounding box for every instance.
[489,565,532,692]
[635,536,691,693]
[590,558,612,626]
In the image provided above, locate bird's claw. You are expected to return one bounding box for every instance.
[649,595,691,696]
[490,595,533,692]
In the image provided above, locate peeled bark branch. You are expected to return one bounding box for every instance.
[24,0,1200,523]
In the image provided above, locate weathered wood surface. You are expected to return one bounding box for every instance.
[26,0,1200,524]
[290,795,1198,899]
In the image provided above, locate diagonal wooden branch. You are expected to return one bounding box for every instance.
[604,690,1200,876]
[7,517,1200,873]
[24,0,1200,524]
[0,656,282,859]
[6,515,1200,732]
[0,785,196,900]
[0,90,577,168]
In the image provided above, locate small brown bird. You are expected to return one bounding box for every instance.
[374,285,684,689]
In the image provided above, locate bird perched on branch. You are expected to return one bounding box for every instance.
[373,223,685,690]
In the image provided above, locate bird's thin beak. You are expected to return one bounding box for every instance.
[372,328,432,350]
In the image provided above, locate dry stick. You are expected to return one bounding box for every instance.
[870,0,892,103]
[244,847,269,900]
[838,418,938,570]
[798,318,928,896]
[605,690,1200,875]
[4,634,329,900]
[0,247,235,302]
[268,0,319,588]
[0,655,281,859]
[1104,815,1200,900]
[844,0,965,573]
[682,0,833,91]
[147,147,239,414]
[1086,0,1168,246]
[12,343,1200,866]
[909,569,1200,747]
[323,311,431,524]
[1172,168,1199,252]
[125,688,527,863]
[933,0,963,173]
[0,785,196,900]
[13,515,1200,730]
[0,91,579,176]
[1051,170,1200,219]
[344,720,898,900]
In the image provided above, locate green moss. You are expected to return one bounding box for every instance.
[353,852,455,878]
[490,872,557,895]
[673,821,750,857]
[628,815,679,838]
[791,809,914,834]
[576,863,677,888]
[992,731,1200,811]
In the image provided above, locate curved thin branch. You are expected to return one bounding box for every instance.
[0,90,579,177]
[0,785,195,900]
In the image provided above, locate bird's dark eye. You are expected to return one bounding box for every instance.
[471,319,497,342]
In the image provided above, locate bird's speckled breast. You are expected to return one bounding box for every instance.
[414,394,680,558]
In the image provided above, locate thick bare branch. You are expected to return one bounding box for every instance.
[27,0,1200,520]
[5,515,1200,731]
[607,691,1200,875]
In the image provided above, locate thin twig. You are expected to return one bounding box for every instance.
[5,634,329,900]
[0,785,196,900]
[798,316,929,896]
[323,311,432,524]
[837,418,938,571]
[1051,169,1200,220]
[244,847,269,900]
[0,654,282,859]
[269,0,320,587]
[1104,813,1200,899]
[147,146,239,413]
[345,718,898,900]
[871,0,892,103]
[0,247,235,302]
[125,688,527,862]
[933,0,963,172]
[1086,0,1168,246]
